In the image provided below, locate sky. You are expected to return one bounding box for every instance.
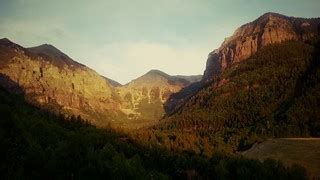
[0,0,320,84]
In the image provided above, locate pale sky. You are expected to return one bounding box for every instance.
[1,0,320,84]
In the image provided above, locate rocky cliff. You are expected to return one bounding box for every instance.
[203,12,320,82]
[0,38,124,126]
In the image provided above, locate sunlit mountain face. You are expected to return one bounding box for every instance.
[1,0,320,179]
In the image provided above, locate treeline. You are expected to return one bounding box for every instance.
[0,85,307,179]
[141,41,320,154]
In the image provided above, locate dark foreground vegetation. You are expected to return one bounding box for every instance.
[0,85,308,179]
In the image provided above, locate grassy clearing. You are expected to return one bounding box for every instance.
[242,138,320,178]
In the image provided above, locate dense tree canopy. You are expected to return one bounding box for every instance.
[135,41,320,154]
[0,84,308,179]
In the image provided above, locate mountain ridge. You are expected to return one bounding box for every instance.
[0,38,201,127]
[1,13,319,128]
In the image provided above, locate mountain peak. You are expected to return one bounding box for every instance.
[37,43,56,48]
[0,38,11,42]
[253,12,290,25]
[259,12,285,19]
[27,44,85,69]
[141,69,171,79]
[0,38,15,46]
[28,44,65,57]
[146,69,168,76]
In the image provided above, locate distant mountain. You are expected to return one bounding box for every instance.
[0,38,125,126]
[115,69,201,125]
[0,39,200,127]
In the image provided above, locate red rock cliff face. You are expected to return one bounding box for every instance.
[203,13,320,83]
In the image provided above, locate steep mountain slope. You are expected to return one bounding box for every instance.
[116,70,201,124]
[150,13,320,153]
[165,12,320,115]
[0,38,124,126]
[158,41,320,152]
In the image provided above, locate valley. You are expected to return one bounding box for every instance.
[1,11,320,179]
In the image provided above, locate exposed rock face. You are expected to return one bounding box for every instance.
[0,38,123,126]
[203,12,320,82]
[116,70,200,121]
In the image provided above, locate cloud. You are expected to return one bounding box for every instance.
[0,19,69,46]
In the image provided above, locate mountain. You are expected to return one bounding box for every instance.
[0,38,125,126]
[203,12,320,82]
[115,69,201,126]
[0,40,200,127]
[1,12,319,179]
[146,13,320,154]
[165,13,320,116]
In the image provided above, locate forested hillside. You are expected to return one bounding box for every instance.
[0,85,307,179]
[1,10,319,179]
[136,41,320,155]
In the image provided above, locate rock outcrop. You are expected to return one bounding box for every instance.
[203,12,320,82]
